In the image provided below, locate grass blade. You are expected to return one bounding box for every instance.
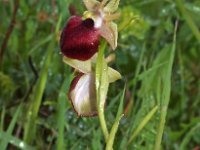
[0,106,5,131]
[0,131,35,150]
[128,105,158,144]
[154,21,178,150]
[106,86,125,150]
[56,73,72,150]
[0,104,22,149]
[180,123,200,150]
[24,36,55,144]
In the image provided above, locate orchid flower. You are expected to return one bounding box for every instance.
[60,0,121,117]
[65,55,121,117]
[60,0,120,61]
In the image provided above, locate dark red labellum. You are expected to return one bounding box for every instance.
[60,16,100,61]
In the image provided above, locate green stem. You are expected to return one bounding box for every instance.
[98,107,109,141]
[96,41,109,141]
[176,0,200,43]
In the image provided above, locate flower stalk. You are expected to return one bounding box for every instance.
[95,40,109,140]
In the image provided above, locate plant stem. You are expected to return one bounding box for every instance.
[98,107,109,141]
[96,41,109,141]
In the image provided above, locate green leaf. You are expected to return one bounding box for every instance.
[119,6,149,40]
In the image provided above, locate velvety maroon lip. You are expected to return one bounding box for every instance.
[60,16,100,61]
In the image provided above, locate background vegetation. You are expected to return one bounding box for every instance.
[0,0,200,149]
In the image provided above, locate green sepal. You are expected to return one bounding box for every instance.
[108,67,121,83]
[63,56,91,73]
[99,22,118,50]
[103,0,120,13]
[83,0,100,11]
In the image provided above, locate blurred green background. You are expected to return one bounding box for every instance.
[0,0,200,149]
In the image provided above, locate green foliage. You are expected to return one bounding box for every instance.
[0,72,15,104]
[119,6,149,40]
[0,0,200,149]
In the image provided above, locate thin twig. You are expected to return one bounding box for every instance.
[28,56,39,79]
[0,0,20,65]
[21,56,39,102]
